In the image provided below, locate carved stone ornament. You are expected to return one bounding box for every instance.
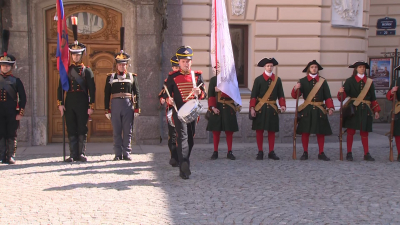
[333,0,360,21]
[231,0,246,16]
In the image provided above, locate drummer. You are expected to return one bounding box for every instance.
[158,55,180,167]
[165,46,207,179]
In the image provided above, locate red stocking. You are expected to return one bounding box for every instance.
[302,133,310,152]
[256,130,264,151]
[360,131,369,155]
[225,131,233,152]
[268,131,275,152]
[316,134,325,154]
[347,128,356,153]
[212,131,221,152]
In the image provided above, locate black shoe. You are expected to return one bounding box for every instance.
[364,152,375,161]
[169,158,179,167]
[113,156,122,161]
[179,171,189,180]
[227,151,236,160]
[268,151,280,160]
[65,157,74,162]
[256,151,264,160]
[7,157,15,164]
[78,155,87,162]
[318,152,330,161]
[300,152,308,160]
[180,161,191,178]
[346,152,353,161]
[210,151,218,160]
[123,154,132,161]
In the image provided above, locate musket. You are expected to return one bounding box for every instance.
[293,85,300,160]
[389,79,397,162]
[339,81,344,161]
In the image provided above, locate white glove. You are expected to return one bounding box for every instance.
[134,113,139,117]
[105,113,111,120]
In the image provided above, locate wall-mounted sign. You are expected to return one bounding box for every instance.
[377,17,397,29]
[377,30,396,36]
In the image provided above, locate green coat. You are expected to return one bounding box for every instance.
[389,77,400,136]
[206,76,239,132]
[296,76,332,135]
[342,76,376,132]
[251,74,284,131]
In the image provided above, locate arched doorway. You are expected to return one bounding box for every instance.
[46,4,122,142]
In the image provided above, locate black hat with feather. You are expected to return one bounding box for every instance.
[68,16,86,54]
[0,30,16,65]
[115,27,130,64]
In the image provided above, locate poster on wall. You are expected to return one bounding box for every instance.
[369,57,393,90]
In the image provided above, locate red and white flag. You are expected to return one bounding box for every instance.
[211,0,242,106]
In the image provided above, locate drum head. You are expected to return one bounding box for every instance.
[178,100,198,117]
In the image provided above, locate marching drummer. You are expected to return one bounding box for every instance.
[165,46,207,179]
[158,55,180,167]
[249,58,286,160]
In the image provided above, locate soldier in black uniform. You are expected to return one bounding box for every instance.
[57,22,96,162]
[0,30,27,164]
[165,46,207,179]
[158,55,180,167]
[104,27,140,161]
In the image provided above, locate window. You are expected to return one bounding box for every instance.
[229,25,248,87]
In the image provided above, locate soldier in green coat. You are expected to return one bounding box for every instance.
[57,22,96,162]
[338,61,381,161]
[206,75,239,160]
[249,58,286,160]
[387,65,400,161]
[291,60,334,161]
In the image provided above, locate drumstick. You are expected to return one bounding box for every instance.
[163,85,178,112]
[185,83,204,101]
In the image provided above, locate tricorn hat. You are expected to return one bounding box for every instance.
[0,30,16,65]
[176,46,193,60]
[302,60,323,73]
[170,55,179,67]
[257,58,278,67]
[68,16,86,54]
[115,27,130,64]
[349,61,370,69]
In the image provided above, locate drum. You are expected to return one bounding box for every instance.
[177,99,203,124]
[167,109,175,127]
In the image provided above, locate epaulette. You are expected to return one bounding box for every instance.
[131,73,137,76]
[106,73,113,77]
[169,71,175,75]
[164,78,168,82]
[195,70,202,74]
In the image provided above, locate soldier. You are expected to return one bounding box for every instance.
[165,46,207,179]
[0,30,26,164]
[387,65,400,161]
[104,27,140,161]
[207,68,240,160]
[250,58,286,160]
[158,55,180,167]
[338,61,381,161]
[292,60,334,161]
[57,21,96,162]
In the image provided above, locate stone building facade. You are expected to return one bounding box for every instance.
[1,0,399,146]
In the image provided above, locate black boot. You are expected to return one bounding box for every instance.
[346,152,353,161]
[179,159,191,179]
[77,135,88,162]
[210,151,218,160]
[65,136,78,162]
[227,151,236,160]
[6,138,16,164]
[364,152,375,161]
[318,152,330,161]
[169,147,179,167]
[268,151,280,160]
[300,152,308,160]
[256,151,264,160]
[0,138,6,164]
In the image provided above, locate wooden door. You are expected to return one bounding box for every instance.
[46,4,122,142]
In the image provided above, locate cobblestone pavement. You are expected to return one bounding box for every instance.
[2,133,400,224]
